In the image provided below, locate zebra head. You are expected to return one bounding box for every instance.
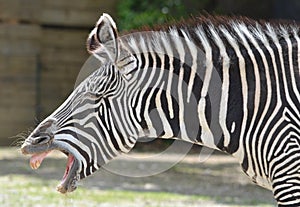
[21,13,137,193]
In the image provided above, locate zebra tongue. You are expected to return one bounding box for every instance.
[30,151,51,170]
[56,154,76,194]
[62,155,75,182]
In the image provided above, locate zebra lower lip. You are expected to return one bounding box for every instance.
[56,153,80,194]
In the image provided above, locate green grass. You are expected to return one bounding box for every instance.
[0,175,212,207]
[0,174,274,207]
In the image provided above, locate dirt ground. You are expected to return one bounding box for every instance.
[0,147,276,206]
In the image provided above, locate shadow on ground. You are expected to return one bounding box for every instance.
[0,148,276,206]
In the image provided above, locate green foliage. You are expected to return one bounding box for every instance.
[117,0,187,31]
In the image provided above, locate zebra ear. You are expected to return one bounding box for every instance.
[87,13,119,62]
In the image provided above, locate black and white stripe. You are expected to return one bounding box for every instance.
[32,14,300,206]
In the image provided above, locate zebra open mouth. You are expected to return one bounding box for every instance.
[29,150,80,194]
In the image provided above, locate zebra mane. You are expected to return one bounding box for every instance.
[124,14,299,35]
[119,15,300,64]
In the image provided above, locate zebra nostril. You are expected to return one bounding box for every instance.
[33,135,51,145]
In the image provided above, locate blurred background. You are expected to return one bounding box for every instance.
[0,0,299,146]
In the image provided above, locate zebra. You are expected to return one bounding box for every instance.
[21,13,300,206]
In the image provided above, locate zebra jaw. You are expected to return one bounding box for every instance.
[21,143,80,194]
[56,153,80,194]
[20,118,82,194]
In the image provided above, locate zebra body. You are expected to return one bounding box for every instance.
[21,13,300,206]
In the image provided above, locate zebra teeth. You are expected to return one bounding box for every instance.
[29,151,51,170]
[30,160,41,170]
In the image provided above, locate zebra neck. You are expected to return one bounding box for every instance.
[121,23,300,157]
[122,30,222,151]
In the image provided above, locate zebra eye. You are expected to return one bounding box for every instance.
[73,92,101,107]
[86,92,102,99]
